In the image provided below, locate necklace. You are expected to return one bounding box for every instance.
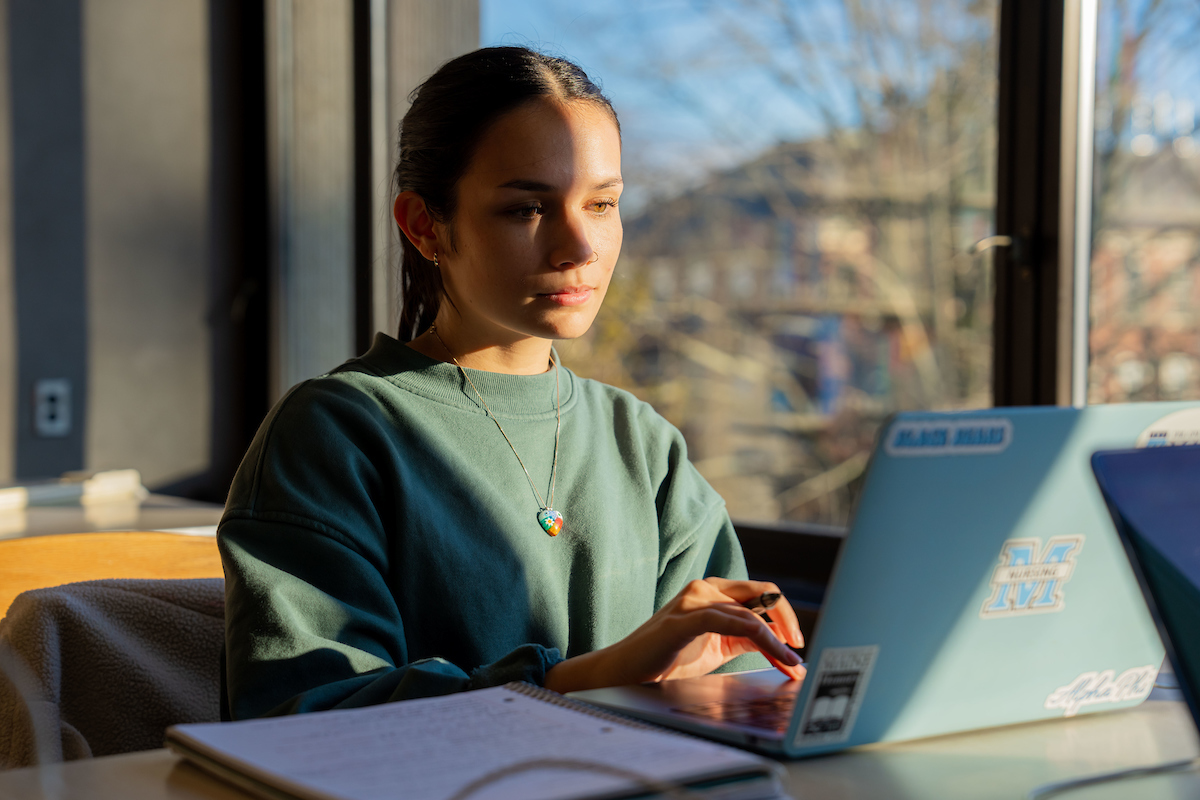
[429,325,564,536]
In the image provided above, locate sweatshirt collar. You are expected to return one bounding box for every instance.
[355,333,576,420]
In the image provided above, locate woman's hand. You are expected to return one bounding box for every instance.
[544,578,806,694]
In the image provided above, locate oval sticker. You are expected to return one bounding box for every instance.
[1135,408,1200,448]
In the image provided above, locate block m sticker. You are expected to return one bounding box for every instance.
[980,536,1084,618]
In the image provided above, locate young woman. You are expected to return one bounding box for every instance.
[218,46,804,720]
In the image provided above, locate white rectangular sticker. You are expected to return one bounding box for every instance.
[792,645,878,748]
[885,418,1013,457]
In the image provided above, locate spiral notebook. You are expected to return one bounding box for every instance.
[164,683,786,800]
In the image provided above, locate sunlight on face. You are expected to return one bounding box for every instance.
[438,97,624,345]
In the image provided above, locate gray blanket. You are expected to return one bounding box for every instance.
[0,578,224,769]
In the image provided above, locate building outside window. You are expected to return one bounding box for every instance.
[1087,0,1200,405]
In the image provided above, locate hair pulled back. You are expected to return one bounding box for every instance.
[394,46,619,342]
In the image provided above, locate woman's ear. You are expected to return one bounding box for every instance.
[393,191,441,259]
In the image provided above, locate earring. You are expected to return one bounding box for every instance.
[433,251,439,268]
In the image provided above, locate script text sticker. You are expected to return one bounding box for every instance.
[1044,665,1157,717]
[793,645,878,748]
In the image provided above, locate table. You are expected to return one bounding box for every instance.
[782,699,1199,799]
[0,700,1196,799]
[0,529,223,616]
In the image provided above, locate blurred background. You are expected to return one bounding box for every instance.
[0,0,1196,532]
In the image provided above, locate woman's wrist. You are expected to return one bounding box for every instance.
[544,647,620,694]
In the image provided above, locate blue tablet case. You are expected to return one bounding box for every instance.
[1092,444,1200,731]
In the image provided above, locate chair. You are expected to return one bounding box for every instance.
[0,533,225,768]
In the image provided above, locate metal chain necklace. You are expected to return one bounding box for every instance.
[430,325,564,536]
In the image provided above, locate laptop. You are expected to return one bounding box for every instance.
[572,402,1200,756]
[1092,442,1200,728]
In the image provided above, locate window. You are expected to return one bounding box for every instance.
[484,0,1001,525]
[1087,0,1200,404]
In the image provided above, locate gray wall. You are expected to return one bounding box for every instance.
[84,0,211,486]
[0,0,11,485]
[9,0,88,481]
[0,0,479,487]
[0,0,210,485]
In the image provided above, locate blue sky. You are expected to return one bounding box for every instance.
[481,1,1200,208]
[480,1,1001,211]
[481,1,835,209]
[1094,0,1200,140]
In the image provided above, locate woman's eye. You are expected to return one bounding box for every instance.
[588,200,618,214]
[513,204,543,219]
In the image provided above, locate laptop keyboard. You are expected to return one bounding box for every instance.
[672,695,796,733]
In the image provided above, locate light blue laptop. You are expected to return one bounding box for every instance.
[573,402,1200,756]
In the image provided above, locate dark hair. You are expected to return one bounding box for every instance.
[393,46,619,341]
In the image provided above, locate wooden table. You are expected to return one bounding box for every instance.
[0,700,1196,799]
[0,530,223,616]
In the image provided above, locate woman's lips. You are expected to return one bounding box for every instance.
[540,287,593,306]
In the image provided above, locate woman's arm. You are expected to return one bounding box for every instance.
[221,515,566,718]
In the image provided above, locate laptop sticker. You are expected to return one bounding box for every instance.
[1044,665,1157,717]
[980,535,1084,618]
[1136,408,1200,448]
[884,418,1012,457]
[792,645,878,747]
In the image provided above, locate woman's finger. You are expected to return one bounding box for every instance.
[689,606,806,680]
[702,578,805,649]
[763,595,805,649]
[683,605,802,668]
[664,579,806,679]
[759,647,807,682]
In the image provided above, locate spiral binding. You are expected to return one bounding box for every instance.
[503,681,673,732]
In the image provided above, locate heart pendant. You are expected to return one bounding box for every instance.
[537,507,564,537]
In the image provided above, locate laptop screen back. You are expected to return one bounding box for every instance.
[1092,445,1200,727]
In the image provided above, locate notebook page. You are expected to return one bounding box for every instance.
[168,685,771,800]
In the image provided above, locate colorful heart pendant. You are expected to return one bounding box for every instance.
[537,507,564,537]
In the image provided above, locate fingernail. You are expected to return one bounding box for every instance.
[782,648,801,666]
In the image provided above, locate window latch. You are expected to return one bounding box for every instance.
[968,235,1013,254]
[969,234,1026,265]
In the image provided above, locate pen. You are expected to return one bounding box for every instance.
[742,591,806,669]
[742,591,782,622]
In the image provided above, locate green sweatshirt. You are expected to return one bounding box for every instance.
[219,334,765,719]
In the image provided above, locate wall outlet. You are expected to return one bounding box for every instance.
[34,379,71,437]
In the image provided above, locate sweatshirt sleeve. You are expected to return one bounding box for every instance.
[218,379,563,720]
[650,421,771,674]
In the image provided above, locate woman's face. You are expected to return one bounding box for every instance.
[437,97,623,345]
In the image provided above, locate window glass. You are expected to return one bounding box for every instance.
[1094,3,1200,402]
[1089,1,1200,404]
[484,0,999,526]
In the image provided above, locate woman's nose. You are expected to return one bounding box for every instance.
[550,211,596,270]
